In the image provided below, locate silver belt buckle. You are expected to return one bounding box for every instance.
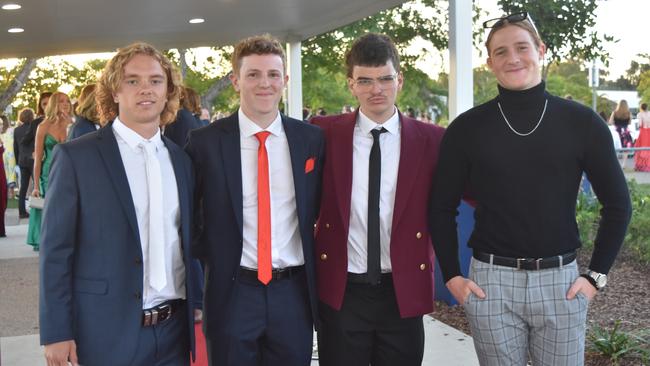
[150,308,159,325]
[516,258,525,270]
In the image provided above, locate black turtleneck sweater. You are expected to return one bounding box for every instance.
[431,82,632,282]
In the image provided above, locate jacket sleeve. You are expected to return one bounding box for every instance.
[39,145,79,345]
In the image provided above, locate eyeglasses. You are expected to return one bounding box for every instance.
[482,12,539,36]
[351,74,398,90]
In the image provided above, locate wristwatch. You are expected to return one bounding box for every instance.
[581,270,608,290]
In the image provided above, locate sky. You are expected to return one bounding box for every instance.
[473,0,649,80]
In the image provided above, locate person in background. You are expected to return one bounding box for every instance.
[0,116,8,237]
[609,99,633,147]
[14,108,35,219]
[21,92,52,152]
[164,86,203,146]
[634,102,650,171]
[68,84,101,140]
[1,115,16,200]
[199,108,211,127]
[432,12,632,366]
[26,92,73,251]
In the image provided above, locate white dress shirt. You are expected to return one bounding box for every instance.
[239,109,304,269]
[112,117,185,308]
[347,108,401,273]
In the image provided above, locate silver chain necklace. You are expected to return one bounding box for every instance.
[497,99,548,137]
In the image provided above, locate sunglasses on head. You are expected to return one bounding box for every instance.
[482,12,539,36]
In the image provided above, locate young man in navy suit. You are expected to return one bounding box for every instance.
[39,42,201,366]
[311,33,445,365]
[185,34,324,366]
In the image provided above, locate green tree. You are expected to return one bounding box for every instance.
[625,53,650,87]
[497,0,613,79]
[638,70,650,104]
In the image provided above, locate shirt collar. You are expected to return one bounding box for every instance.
[357,106,400,136]
[238,108,283,138]
[112,116,164,151]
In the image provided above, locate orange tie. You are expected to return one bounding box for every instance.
[255,131,272,285]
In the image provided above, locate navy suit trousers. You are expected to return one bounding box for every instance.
[206,270,312,366]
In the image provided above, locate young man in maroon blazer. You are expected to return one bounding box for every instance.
[311,33,445,366]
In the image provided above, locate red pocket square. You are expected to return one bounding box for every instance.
[305,157,315,173]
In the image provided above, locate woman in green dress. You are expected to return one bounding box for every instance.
[27,92,72,251]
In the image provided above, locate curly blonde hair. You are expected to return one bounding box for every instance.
[44,92,71,122]
[96,42,182,126]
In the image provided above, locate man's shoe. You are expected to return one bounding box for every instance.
[19,213,29,219]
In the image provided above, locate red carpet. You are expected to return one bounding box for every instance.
[191,322,209,366]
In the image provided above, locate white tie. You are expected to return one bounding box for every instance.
[141,141,166,291]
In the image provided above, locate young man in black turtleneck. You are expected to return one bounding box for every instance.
[431,13,632,366]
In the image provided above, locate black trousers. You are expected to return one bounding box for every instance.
[18,166,32,215]
[317,275,424,366]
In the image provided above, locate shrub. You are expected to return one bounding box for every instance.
[576,180,650,263]
[588,321,650,364]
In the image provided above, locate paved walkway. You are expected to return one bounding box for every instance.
[0,209,479,365]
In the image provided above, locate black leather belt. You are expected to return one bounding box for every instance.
[473,251,576,270]
[238,265,304,282]
[347,272,393,285]
[142,299,184,327]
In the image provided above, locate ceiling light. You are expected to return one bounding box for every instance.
[2,4,21,10]
[189,18,204,24]
[8,27,24,33]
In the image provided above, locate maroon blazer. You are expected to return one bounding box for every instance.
[312,111,445,318]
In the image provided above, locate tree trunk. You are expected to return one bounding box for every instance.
[0,58,38,113]
[179,48,188,80]
[201,72,232,109]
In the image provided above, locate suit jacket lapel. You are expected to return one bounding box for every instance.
[96,123,140,240]
[282,116,308,229]
[392,115,426,229]
[162,136,190,251]
[220,115,244,234]
[332,113,356,228]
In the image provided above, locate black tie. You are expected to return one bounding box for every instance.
[368,127,387,285]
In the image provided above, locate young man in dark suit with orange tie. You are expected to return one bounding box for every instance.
[311,33,445,366]
[186,34,324,366]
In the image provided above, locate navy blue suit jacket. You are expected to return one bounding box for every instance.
[165,108,203,147]
[185,112,324,336]
[39,123,201,365]
[68,116,98,141]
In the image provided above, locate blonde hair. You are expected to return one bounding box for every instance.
[613,99,630,120]
[75,84,100,123]
[96,42,182,125]
[44,92,71,122]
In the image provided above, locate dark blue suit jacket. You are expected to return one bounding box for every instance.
[164,108,203,147]
[185,112,324,336]
[68,116,99,141]
[39,123,201,365]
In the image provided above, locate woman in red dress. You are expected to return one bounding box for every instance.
[635,103,650,172]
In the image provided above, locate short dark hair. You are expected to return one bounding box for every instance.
[345,33,400,78]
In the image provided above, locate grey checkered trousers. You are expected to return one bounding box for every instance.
[463,257,589,366]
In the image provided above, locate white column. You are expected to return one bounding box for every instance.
[448,0,473,121]
[286,41,303,120]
